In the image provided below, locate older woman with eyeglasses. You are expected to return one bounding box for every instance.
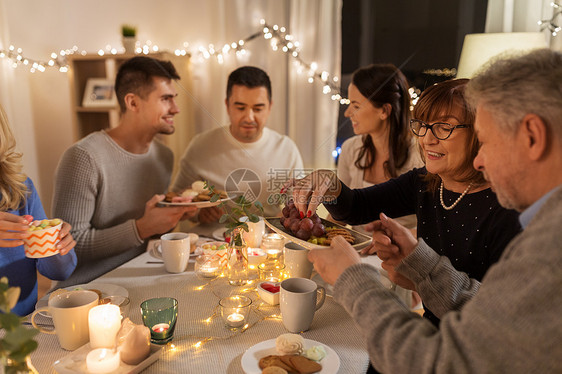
[284,79,521,327]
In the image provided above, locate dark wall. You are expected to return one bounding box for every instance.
[336,0,488,150]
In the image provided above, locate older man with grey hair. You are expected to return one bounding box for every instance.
[305,48,562,373]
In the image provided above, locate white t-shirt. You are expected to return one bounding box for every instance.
[172,126,304,217]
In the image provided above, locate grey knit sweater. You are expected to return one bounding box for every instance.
[334,187,562,373]
[53,131,173,285]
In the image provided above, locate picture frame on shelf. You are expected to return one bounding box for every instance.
[82,78,117,107]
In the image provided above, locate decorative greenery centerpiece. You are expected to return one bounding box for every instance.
[206,182,264,286]
[205,182,264,241]
[0,277,38,373]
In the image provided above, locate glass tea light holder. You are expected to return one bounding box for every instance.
[260,233,285,262]
[195,254,222,279]
[219,295,252,331]
[140,297,178,344]
[258,262,285,282]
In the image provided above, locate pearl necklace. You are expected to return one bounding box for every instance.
[439,181,473,210]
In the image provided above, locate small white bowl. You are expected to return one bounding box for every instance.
[256,281,280,305]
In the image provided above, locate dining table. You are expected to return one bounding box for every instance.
[24,222,371,373]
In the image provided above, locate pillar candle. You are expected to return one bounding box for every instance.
[89,304,122,349]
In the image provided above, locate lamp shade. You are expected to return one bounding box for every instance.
[456,32,548,78]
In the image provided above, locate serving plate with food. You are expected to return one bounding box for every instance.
[241,333,339,374]
[265,202,371,250]
[157,180,231,208]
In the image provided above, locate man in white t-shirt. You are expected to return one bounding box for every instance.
[172,66,304,222]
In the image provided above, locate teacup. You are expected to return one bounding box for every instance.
[284,242,313,279]
[31,290,99,350]
[280,278,325,332]
[149,233,197,273]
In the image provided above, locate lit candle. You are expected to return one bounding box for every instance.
[86,348,120,373]
[226,313,245,328]
[88,305,122,349]
[151,323,170,340]
[200,264,220,277]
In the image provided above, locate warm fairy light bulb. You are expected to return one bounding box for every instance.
[9,45,14,51]
[111,48,117,54]
[17,47,22,53]
[260,18,266,25]
[292,51,298,57]
[97,49,104,56]
[308,77,314,84]
[273,24,279,30]
[238,39,244,46]
[280,27,286,32]
[194,341,202,348]
[323,85,331,94]
[217,54,224,64]
[282,46,288,52]
[321,71,329,81]
[175,49,181,56]
[152,45,159,52]
[310,62,318,71]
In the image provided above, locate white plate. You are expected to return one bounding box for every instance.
[212,227,227,241]
[36,283,129,318]
[264,217,371,250]
[53,342,162,374]
[241,338,339,374]
[156,197,231,208]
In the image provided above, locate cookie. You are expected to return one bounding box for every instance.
[164,191,178,202]
[262,366,289,374]
[288,355,322,374]
[259,355,293,372]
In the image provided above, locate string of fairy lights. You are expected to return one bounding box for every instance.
[0,19,347,105]
[539,1,562,35]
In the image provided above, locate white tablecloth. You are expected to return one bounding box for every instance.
[27,242,370,373]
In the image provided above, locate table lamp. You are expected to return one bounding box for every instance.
[456,32,548,78]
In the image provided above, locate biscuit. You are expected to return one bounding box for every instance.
[194,193,211,201]
[164,191,179,202]
[259,355,293,372]
[288,355,322,374]
[262,366,288,374]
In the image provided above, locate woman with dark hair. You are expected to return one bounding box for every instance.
[286,78,521,327]
[338,64,422,189]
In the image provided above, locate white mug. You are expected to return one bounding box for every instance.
[280,278,326,333]
[284,242,313,279]
[150,233,196,273]
[31,290,99,350]
[239,216,265,248]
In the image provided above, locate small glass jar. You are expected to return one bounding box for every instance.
[226,228,249,286]
[260,233,285,262]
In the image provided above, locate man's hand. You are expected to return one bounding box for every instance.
[136,195,194,239]
[0,212,30,247]
[381,262,416,291]
[369,213,418,266]
[307,235,361,285]
[198,206,224,224]
[57,221,76,255]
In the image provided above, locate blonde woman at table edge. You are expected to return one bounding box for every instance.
[0,104,77,316]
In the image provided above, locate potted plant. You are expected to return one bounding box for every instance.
[121,24,137,54]
[0,277,39,373]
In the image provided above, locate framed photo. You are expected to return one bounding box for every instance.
[82,78,117,107]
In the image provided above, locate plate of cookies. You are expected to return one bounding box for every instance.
[264,217,371,251]
[241,334,339,374]
[158,181,232,208]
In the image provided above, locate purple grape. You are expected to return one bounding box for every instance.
[287,199,295,209]
[282,205,290,218]
[311,214,322,225]
[290,220,301,234]
[295,229,312,241]
[289,208,300,219]
[312,223,326,237]
[299,218,314,232]
[283,218,294,230]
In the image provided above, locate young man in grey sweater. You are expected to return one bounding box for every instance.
[306,49,562,373]
[53,56,196,285]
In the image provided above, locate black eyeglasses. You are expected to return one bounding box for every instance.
[410,119,469,140]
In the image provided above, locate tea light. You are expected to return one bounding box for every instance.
[88,304,122,349]
[86,348,120,373]
[226,312,246,328]
[219,295,251,330]
[151,323,170,339]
